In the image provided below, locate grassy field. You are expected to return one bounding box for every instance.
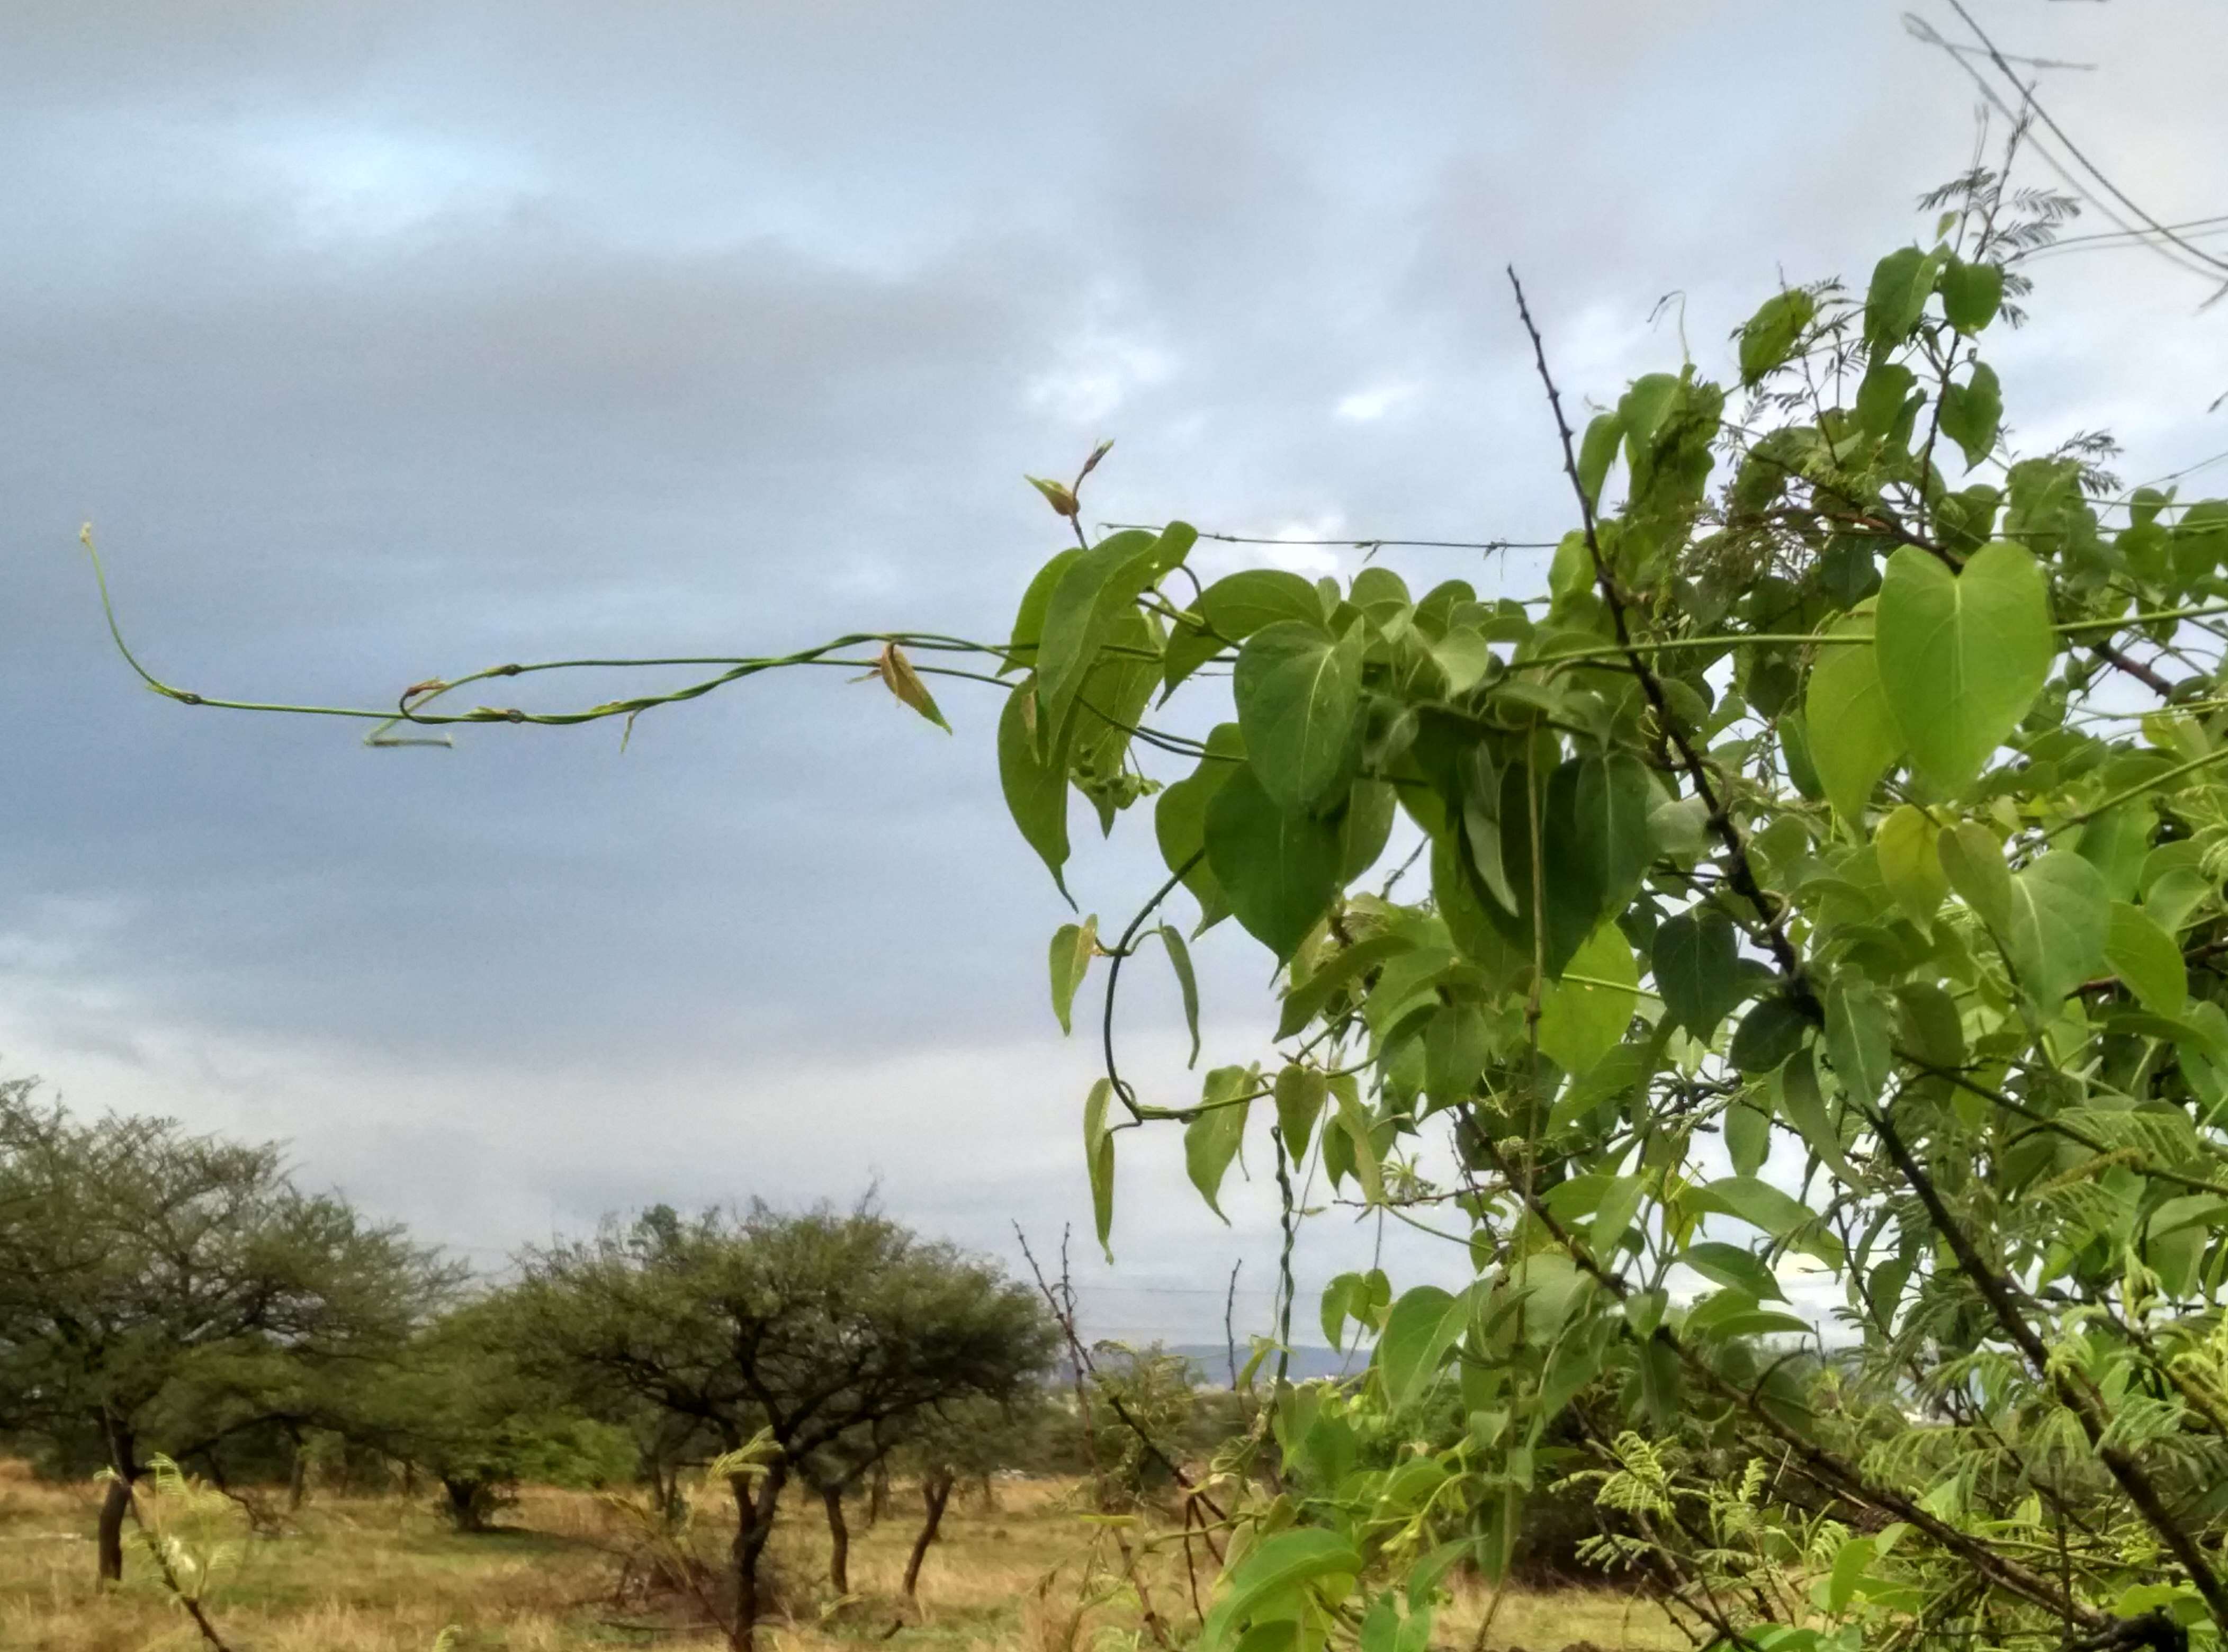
[0,1459,1685,1652]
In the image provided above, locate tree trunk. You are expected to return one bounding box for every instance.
[96,1473,132,1584]
[287,1428,310,1510]
[902,1473,955,1599]
[866,1459,890,1528]
[96,1417,137,1584]
[443,1477,486,1532]
[729,1458,786,1652]
[821,1482,850,1594]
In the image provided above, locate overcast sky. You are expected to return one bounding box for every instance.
[3,1,2224,1346]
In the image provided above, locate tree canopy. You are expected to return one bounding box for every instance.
[504,1201,1058,1649]
[0,1080,450,1581]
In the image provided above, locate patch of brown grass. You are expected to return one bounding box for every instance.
[0,1462,1685,1652]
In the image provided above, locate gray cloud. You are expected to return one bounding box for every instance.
[3,0,2224,1340]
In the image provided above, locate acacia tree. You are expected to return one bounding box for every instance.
[88,154,2228,1646]
[0,1082,448,1582]
[502,1203,1057,1650]
[890,1392,1049,1597]
[331,1296,630,1531]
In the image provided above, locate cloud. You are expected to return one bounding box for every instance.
[3,0,2225,1335]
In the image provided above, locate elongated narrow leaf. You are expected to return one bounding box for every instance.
[1875,542,2055,797]
[1825,978,1894,1108]
[1693,1176,1843,1265]
[997,686,1073,903]
[1156,924,1202,1065]
[1083,1079,1116,1260]
[1777,1050,1855,1182]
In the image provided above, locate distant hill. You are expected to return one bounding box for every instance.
[1056,1342,1365,1388]
[1164,1343,1363,1386]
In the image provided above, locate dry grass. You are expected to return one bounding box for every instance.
[0,1460,1684,1652]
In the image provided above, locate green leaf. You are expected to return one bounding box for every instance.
[1083,1079,1116,1261]
[2001,851,2109,1007]
[1937,822,2013,933]
[1681,1240,1787,1303]
[1806,615,1903,824]
[1205,766,1344,961]
[1005,551,1080,677]
[1940,258,2004,334]
[1577,412,1622,506]
[1538,922,1639,1076]
[998,678,1072,897]
[1740,289,1816,385]
[1165,570,1327,699]
[1185,1067,1254,1220]
[1864,246,1940,350]
[1652,908,1744,1040]
[1048,917,1098,1035]
[1378,1285,1461,1410]
[1234,621,1365,812]
[1036,530,1162,735]
[1200,1529,1363,1652]
[1278,933,1415,1040]
[1575,752,1654,924]
[1826,1534,1876,1614]
[1875,804,1947,922]
[1694,1175,1841,1264]
[1657,909,1738,1039]
[2077,804,2151,903]
[1730,997,1810,1074]
[1777,1051,1855,1182]
[1273,1065,1328,1161]
[1197,568,1327,639]
[1340,778,1398,883]
[1825,978,1894,1109]
[2107,900,2186,1016]
[1156,924,1203,1065]
[1423,1000,1488,1109]
[1875,542,2055,797]
[1855,361,1918,439]
[1726,1097,1771,1177]
[1331,1080,1385,1205]
[1156,725,1245,930]
[1938,363,2002,470]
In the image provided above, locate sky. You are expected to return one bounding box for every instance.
[3,1,2225,1348]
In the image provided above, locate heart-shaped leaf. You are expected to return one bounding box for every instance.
[1875,542,2054,797]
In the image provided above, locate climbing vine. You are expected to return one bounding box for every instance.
[85,158,2228,1649]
